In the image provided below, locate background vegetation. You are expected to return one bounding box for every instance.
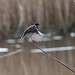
[0,0,75,39]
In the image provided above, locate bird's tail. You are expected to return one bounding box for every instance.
[19,36,25,42]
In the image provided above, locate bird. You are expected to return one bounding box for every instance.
[20,23,45,42]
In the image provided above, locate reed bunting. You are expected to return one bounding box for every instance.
[20,23,45,42]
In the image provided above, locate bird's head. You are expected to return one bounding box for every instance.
[34,23,39,28]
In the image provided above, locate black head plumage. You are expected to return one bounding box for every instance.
[34,23,39,28]
[35,23,39,25]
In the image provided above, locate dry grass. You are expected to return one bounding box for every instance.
[0,0,75,38]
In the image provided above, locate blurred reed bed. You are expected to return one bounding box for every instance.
[0,0,75,39]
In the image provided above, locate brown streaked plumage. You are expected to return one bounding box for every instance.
[23,25,38,36]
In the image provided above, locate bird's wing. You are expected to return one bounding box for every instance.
[23,25,38,35]
[29,31,45,42]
